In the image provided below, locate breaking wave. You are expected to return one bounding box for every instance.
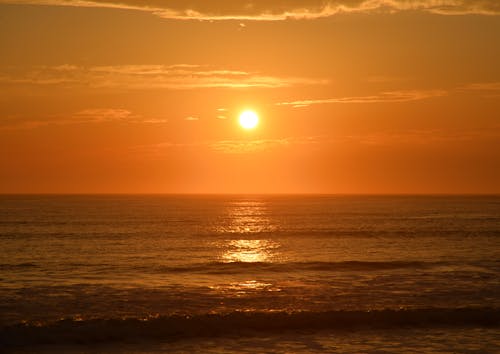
[154,260,469,274]
[2,307,499,347]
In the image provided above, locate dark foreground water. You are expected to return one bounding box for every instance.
[1,195,499,353]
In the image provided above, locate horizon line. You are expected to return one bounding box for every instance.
[1,192,499,197]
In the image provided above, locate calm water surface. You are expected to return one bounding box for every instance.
[1,195,499,352]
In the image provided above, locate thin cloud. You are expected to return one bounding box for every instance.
[339,129,500,146]
[210,136,320,153]
[0,108,168,130]
[73,108,137,122]
[129,136,321,157]
[1,0,498,20]
[276,90,447,107]
[210,139,290,153]
[129,129,499,158]
[0,65,326,90]
[70,108,168,124]
[459,82,500,91]
[185,116,199,121]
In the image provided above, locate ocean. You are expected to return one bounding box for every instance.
[1,195,499,353]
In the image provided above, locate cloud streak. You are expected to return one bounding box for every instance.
[459,82,500,91]
[276,90,447,107]
[209,138,292,153]
[131,129,500,158]
[0,108,168,130]
[0,64,326,90]
[72,108,139,122]
[210,136,324,153]
[1,0,498,20]
[130,136,322,156]
[337,129,500,146]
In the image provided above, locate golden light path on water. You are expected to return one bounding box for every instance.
[222,239,280,263]
[211,199,283,294]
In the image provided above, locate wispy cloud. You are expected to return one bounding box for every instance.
[72,108,139,122]
[276,90,447,107]
[459,82,500,91]
[339,129,500,146]
[129,136,322,157]
[185,116,199,121]
[1,0,498,20]
[209,136,321,153]
[0,108,168,130]
[130,128,500,158]
[0,64,326,90]
[209,139,291,153]
[216,108,228,119]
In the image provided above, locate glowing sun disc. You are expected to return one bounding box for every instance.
[239,110,259,129]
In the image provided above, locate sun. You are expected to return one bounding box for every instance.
[239,110,259,130]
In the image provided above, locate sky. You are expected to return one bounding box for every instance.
[1,0,499,194]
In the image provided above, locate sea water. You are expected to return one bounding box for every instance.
[1,195,499,352]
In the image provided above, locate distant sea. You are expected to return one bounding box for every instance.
[1,195,499,353]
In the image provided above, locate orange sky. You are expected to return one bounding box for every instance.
[1,1,499,194]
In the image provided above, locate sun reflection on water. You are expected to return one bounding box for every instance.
[209,280,282,297]
[210,199,284,298]
[212,198,283,263]
[222,239,280,263]
[214,199,277,234]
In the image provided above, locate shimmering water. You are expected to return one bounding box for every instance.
[1,195,499,352]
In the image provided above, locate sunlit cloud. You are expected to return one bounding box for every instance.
[128,136,322,157]
[209,136,320,153]
[459,82,500,91]
[73,108,138,122]
[1,0,498,20]
[185,116,199,121]
[0,65,326,90]
[454,82,500,98]
[210,139,290,153]
[0,108,167,130]
[129,128,500,158]
[339,129,500,145]
[276,90,447,107]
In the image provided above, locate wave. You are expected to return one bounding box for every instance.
[2,308,498,347]
[155,260,457,274]
[3,260,494,274]
[201,228,500,238]
[0,262,39,270]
